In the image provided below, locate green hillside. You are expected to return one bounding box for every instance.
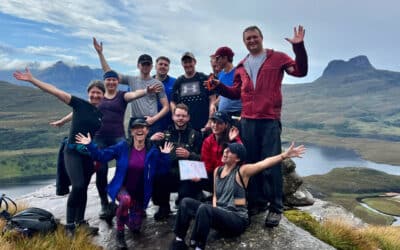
[304,167,400,225]
[0,81,71,150]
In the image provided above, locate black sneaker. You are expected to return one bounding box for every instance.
[170,239,188,250]
[154,206,171,221]
[77,220,99,236]
[99,204,108,219]
[116,231,128,250]
[264,211,282,228]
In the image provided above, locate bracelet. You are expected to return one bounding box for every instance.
[144,87,148,94]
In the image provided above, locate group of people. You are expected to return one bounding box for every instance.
[13,24,308,250]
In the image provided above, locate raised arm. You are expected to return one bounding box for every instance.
[241,142,305,182]
[124,83,163,102]
[93,37,116,74]
[13,68,71,104]
[50,112,72,127]
[284,25,308,77]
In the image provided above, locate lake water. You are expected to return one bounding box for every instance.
[292,144,400,176]
[1,144,400,199]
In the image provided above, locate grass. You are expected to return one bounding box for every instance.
[0,201,100,250]
[327,194,395,225]
[0,152,57,181]
[362,197,400,216]
[285,209,400,250]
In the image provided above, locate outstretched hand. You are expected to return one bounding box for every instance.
[13,68,33,82]
[75,132,92,145]
[285,25,305,44]
[147,83,163,94]
[93,37,103,54]
[49,120,65,128]
[284,142,306,158]
[160,141,174,154]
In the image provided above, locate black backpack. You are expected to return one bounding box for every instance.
[1,194,58,236]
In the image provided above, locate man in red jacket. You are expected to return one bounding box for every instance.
[209,25,308,227]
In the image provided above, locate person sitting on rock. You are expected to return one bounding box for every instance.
[75,118,173,249]
[170,142,305,250]
[201,111,242,193]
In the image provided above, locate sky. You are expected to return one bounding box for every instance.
[0,0,399,84]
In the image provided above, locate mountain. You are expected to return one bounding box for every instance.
[0,61,103,97]
[282,55,400,141]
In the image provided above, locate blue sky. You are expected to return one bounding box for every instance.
[0,0,398,83]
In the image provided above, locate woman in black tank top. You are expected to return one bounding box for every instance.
[170,142,305,250]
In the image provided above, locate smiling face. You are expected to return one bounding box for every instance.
[130,125,149,141]
[156,59,170,76]
[221,147,240,165]
[87,86,104,106]
[173,107,190,129]
[211,119,228,136]
[104,77,119,92]
[243,29,264,55]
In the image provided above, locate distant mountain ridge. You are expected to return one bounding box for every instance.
[282,55,400,142]
[0,61,103,97]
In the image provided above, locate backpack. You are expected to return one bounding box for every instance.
[1,194,58,236]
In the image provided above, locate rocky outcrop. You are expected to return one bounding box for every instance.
[283,158,315,207]
[18,168,333,250]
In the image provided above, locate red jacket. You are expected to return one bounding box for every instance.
[201,134,242,174]
[217,42,307,120]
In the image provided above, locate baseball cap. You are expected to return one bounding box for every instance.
[227,143,247,161]
[129,117,149,128]
[138,54,153,64]
[214,46,234,59]
[181,52,196,61]
[211,111,230,124]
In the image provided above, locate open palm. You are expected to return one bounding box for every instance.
[285,25,305,44]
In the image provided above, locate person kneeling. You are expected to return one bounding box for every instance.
[170,142,305,250]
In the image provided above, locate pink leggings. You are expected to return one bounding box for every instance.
[116,190,145,232]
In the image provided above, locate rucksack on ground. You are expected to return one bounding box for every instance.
[1,194,58,236]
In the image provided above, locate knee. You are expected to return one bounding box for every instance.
[197,204,212,217]
[118,194,132,209]
[180,197,191,209]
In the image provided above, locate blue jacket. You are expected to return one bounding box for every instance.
[86,140,170,209]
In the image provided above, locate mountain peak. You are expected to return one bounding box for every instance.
[322,55,375,78]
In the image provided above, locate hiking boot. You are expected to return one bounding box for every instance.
[169,239,188,250]
[116,231,128,250]
[77,220,99,236]
[64,223,75,238]
[154,206,171,221]
[99,204,108,219]
[264,211,282,228]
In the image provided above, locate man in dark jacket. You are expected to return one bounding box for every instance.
[150,103,203,220]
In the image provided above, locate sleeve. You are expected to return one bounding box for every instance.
[156,80,167,99]
[156,151,171,174]
[201,137,213,172]
[188,130,201,160]
[86,141,122,162]
[119,74,130,86]
[172,78,181,103]
[283,42,308,77]
[216,71,242,99]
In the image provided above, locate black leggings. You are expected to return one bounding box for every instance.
[174,198,248,249]
[94,136,125,206]
[63,147,94,224]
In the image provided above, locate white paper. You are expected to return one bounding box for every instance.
[178,160,208,180]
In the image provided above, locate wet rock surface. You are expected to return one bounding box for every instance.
[19,168,333,250]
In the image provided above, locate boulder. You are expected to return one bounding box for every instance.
[18,169,334,250]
